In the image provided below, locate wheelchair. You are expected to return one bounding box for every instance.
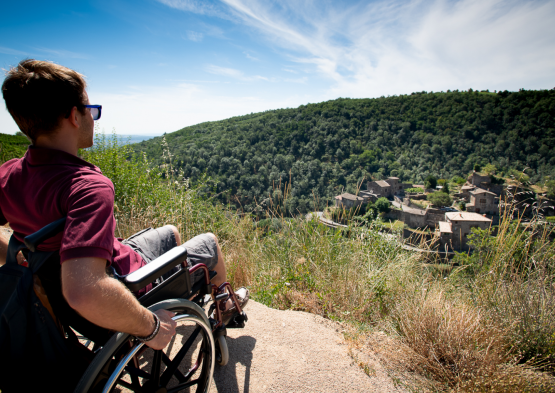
[5,217,248,393]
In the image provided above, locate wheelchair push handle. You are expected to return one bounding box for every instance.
[24,217,67,252]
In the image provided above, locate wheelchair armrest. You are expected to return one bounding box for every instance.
[123,247,187,292]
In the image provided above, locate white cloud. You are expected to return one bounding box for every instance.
[216,0,555,96]
[185,30,204,42]
[205,64,269,81]
[0,46,29,57]
[244,51,259,61]
[33,47,89,59]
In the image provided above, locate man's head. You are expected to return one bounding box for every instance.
[2,59,88,143]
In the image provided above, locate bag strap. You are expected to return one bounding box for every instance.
[6,235,56,274]
[6,235,25,267]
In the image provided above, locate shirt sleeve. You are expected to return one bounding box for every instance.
[59,178,116,263]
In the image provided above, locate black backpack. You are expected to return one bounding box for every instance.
[0,231,88,392]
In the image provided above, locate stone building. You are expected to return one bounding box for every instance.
[469,172,491,187]
[366,177,409,198]
[437,212,492,251]
[334,193,365,209]
[459,185,476,200]
[467,172,504,196]
[467,189,498,215]
[359,190,379,203]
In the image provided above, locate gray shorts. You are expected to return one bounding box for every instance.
[122,226,219,287]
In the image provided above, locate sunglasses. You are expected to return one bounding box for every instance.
[84,105,102,120]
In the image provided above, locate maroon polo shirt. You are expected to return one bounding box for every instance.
[0,146,147,283]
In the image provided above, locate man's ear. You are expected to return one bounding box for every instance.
[67,106,80,128]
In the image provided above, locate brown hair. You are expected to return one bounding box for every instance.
[2,59,88,142]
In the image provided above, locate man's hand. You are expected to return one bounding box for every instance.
[145,309,177,350]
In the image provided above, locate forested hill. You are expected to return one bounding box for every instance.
[133,89,555,214]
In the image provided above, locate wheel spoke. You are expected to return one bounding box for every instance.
[125,364,152,380]
[167,378,200,393]
[114,377,147,392]
[159,326,201,386]
[161,352,187,383]
[150,350,163,388]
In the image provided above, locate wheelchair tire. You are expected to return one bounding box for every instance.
[215,335,229,366]
[74,299,215,393]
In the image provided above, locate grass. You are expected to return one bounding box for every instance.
[381,220,405,232]
[83,134,555,391]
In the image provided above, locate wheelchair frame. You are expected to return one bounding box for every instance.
[12,217,248,393]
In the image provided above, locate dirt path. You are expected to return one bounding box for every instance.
[210,301,406,393]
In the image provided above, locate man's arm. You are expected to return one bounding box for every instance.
[61,257,176,350]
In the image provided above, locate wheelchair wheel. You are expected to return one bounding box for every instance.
[215,335,229,366]
[74,299,215,393]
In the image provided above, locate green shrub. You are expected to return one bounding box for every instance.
[451,176,466,185]
[375,197,390,213]
[427,192,452,207]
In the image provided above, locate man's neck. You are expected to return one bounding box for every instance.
[34,129,79,156]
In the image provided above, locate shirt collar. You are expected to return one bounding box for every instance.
[25,146,102,173]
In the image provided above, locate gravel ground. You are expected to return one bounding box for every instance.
[211,300,406,393]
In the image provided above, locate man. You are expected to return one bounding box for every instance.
[0,59,247,350]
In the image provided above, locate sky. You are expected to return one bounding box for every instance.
[1,0,554,136]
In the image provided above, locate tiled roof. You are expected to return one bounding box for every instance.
[438,221,452,233]
[470,188,496,195]
[335,193,364,201]
[375,180,390,187]
[445,212,492,222]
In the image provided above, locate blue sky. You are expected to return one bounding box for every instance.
[1,0,555,135]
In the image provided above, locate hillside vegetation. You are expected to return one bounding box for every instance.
[134,89,555,214]
[86,135,555,391]
[0,133,29,164]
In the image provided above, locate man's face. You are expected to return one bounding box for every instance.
[77,90,94,149]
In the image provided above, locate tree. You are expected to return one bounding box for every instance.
[375,197,390,213]
[474,163,481,172]
[482,163,496,175]
[546,180,555,199]
[427,192,452,207]
[442,182,450,194]
[425,175,437,190]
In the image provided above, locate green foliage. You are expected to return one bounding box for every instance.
[459,200,466,211]
[425,175,437,189]
[452,176,466,185]
[442,182,450,194]
[375,197,390,213]
[482,163,497,175]
[0,133,30,164]
[133,90,555,215]
[545,180,555,199]
[427,191,452,207]
[509,168,530,183]
[474,163,482,172]
[405,187,423,193]
[81,132,231,240]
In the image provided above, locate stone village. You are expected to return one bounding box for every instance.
[332,172,554,252]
